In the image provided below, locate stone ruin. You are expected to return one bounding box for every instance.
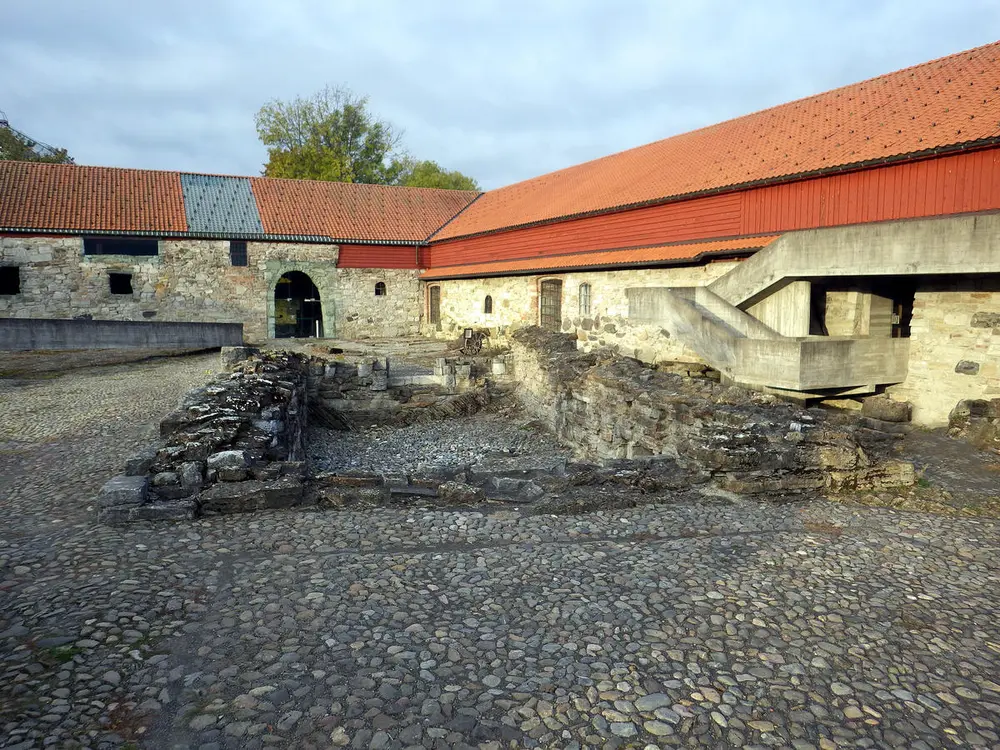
[96,330,917,523]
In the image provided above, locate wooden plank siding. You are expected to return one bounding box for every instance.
[337,243,422,269]
[426,147,1000,269]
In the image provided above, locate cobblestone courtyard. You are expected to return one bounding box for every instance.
[2,354,1000,749]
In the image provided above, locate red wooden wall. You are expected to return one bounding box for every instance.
[337,243,422,269]
[426,147,1000,269]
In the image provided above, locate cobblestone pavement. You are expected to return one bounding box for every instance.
[3,356,1000,749]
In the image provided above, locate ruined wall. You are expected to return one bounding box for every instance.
[889,280,1000,425]
[509,328,914,493]
[0,235,419,342]
[423,262,739,362]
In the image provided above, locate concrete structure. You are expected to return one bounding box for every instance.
[3,41,1000,424]
[0,317,242,351]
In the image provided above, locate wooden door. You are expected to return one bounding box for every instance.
[540,280,562,330]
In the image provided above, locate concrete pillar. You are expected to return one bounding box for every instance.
[747,280,811,337]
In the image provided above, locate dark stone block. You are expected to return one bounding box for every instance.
[955,360,981,375]
[97,475,148,508]
[198,476,304,515]
[971,312,1000,328]
[99,501,196,524]
[124,447,157,476]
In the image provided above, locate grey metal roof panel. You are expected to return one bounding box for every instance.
[180,174,264,234]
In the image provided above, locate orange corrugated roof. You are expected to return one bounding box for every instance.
[421,236,779,279]
[250,178,478,242]
[0,161,187,233]
[434,40,1000,241]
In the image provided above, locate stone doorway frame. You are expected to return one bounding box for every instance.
[265,261,337,339]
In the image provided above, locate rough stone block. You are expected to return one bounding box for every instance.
[198,476,304,515]
[179,461,204,490]
[971,312,1000,328]
[861,396,912,423]
[124,447,157,476]
[220,346,259,369]
[97,475,149,508]
[956,360,981,375]
[207,450,248,470]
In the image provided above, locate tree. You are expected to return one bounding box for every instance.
[397,159,480,191]
[254,86,479,189]
[255,86,405,184]
[0,121,73,164]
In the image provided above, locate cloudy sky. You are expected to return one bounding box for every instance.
[2,1,998,190]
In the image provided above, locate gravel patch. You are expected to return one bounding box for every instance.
[307,408,569,475]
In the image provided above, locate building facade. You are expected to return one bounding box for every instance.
[3,41,1000,424]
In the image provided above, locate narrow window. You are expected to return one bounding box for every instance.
[540,279,562,331]
[484,295,493,314]
[230,240,248,266]
[84,237,159,256]
[579,283,591,316]
[374,281,387,296]
[0,266,20,295]
[428,285,441,324]
[109,272,133,295]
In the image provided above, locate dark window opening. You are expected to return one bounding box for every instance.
[0,266,20,295]
[374,281,387,296]
[109,272,133,295]
[84,237,159,256]
[428,286,441,325]
[484,295,493,314]
[230,240,248,266]
[274,271,323,338]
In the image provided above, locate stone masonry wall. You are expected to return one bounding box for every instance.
[510,327,914,493]
[423,262,739,363]
[0,235,419,342]
[888,281,1000,425]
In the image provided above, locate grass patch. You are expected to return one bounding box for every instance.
[40,645,82,664]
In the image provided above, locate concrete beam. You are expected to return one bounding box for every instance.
[0,318,243,351]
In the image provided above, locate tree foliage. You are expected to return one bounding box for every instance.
[0,124,73,164]
[255,86,478,190]
[397,159,480,191]
[255,86,406,184]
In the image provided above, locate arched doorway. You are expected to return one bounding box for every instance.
[274,271,323,338]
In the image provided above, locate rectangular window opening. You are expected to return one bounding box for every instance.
[84,237,159,256]
[0,266,21,295]
[230,240,248,266]
[109,272,134,295]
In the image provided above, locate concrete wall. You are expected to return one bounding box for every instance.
[423,261,740,362]
[0,235,419,341]
[0,317,242,351]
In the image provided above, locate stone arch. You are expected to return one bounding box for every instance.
[265,261,337,339]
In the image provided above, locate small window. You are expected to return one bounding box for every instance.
[0,266,20,295]
[428,285,441,324]
[230,240,248,266]
[579,283,591,316]
[374,281,386,296]
[484,295,493,314]
[84,237,158,256]
[109,272,133,295]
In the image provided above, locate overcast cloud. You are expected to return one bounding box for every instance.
[2,0,998,189]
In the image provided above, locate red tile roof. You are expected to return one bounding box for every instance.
[0,161,187,233]
[434,40,1000,241]
[249,178,478,242]
[421,236,778,280]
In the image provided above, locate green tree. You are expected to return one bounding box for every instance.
[397,159,480,191]
[255,86,406,184]
[0,123,73,164]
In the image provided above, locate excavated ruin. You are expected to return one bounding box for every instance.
[96,329,916,523]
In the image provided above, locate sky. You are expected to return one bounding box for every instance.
[2,1,998,190]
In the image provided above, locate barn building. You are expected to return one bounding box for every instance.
[2,40,1000,424]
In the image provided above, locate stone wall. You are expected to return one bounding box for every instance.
[0,235,419,341]
[423,262,739,362]
[98,349,311,522]
[888,280,1000,425]
[509,328,914,493]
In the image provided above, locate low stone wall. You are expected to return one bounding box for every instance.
[98,349,310,522]
[0,317,242,351]
[509,328,914,493]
